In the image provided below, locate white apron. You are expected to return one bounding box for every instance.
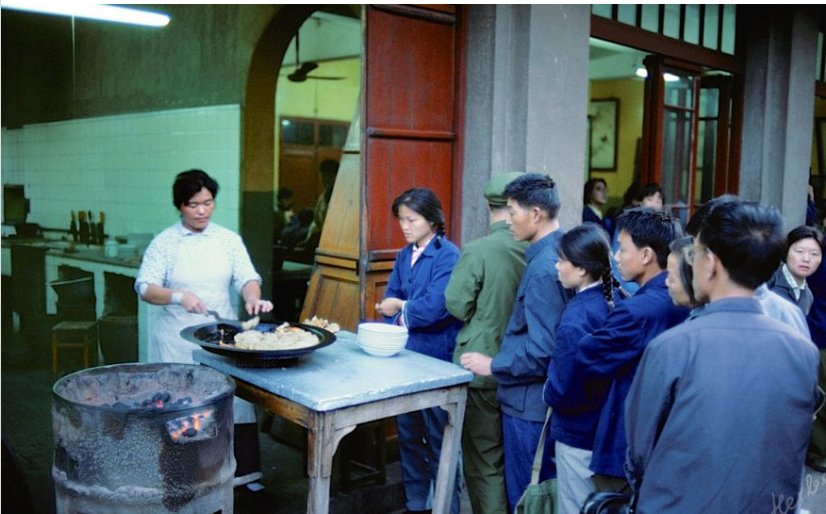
[148,233,256,424]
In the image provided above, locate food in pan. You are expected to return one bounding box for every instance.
[240,316,260,331]
[229,322,320,350]
[303,316,341,333]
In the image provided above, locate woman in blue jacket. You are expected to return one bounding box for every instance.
[543,223,621,514]
[376,187,463,514]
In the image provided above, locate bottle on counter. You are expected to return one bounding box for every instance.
[97,212,105,245]
[78,210,89,245]
[70,211,79,242]
[87,210,96,246]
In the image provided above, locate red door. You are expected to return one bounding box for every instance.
[364,5,464,261]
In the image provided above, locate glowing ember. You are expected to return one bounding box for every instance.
[166,408,216,444]
[108,393,193,411]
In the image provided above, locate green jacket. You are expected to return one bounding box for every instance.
[445,220,528,389]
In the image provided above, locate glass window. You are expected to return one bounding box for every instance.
[591,5,612,18]
[617,5,636,26]
[662,4,681,39]
[699,87,719,118]
[696,119,719,205]
[703,5,720,51]
[319,124,348,147]
[664,74,696,109]
[683,5,700,45]
[281,119,314,145]
[721,4,736,55]
[640,4,659,33]
[661,108,694,226]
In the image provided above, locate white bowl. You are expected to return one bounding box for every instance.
[358,323,408,343]
[357,341,404,357]
[357,322,408,356]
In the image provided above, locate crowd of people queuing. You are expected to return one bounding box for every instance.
[376,173,824,514]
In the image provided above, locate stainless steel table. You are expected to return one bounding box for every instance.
[193,331,472,514]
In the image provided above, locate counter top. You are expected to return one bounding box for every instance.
[46,247,142,269]
[3,238,141,268]
[194,331,473,412]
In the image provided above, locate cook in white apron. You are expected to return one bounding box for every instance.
[136,171,274,487]
[148,230,259,423]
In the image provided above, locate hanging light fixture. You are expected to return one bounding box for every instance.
[635,66,680,82]
[1,1,170,28]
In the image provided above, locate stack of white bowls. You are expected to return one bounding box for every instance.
[356,322,408,357]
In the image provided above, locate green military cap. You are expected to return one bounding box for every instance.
[484,171,524,206]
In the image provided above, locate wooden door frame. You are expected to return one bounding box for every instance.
[641,56,703,215]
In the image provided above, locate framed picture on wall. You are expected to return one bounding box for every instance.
[589,98,619,171]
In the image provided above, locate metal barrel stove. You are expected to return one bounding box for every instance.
[51,363,236,513]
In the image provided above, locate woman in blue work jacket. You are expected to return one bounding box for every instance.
[376,187,463,514]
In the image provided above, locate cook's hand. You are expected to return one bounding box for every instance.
[375,298,403,317]
[246,298,274,316]
[460,352,493,377]
[180,291,207,314]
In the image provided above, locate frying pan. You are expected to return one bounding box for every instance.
[180,321,336,366]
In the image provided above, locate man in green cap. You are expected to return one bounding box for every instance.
[444,171,528,514]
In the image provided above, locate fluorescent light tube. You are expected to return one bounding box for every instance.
[2,1,170,28]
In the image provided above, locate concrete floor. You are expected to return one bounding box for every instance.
[0,320,467,514]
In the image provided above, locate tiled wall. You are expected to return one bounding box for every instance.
[1,105,242,239]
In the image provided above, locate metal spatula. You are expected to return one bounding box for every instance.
[206,310,235,325]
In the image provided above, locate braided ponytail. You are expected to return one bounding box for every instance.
[601,268,615,311]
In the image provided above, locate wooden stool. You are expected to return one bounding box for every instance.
[51,321,98,376]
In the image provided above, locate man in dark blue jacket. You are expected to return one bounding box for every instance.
[460,173,569,511]
[562,208,688,492]
[626,200,820,512]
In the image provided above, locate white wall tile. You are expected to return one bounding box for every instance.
[1,105,243,237]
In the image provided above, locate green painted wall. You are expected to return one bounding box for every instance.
[2,4,279,126]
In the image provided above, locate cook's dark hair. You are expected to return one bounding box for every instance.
[173,169,218,208]
[503,173,560,219]
[583,178,607,206]
[784,225,825,261]
[698,201,784,289]
[392,188,446,237]
[560,223,616,309]
[616,207,683,269]
[669,236,697,306]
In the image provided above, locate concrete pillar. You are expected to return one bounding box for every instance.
[739,6,819,230]
[460,5,591,242]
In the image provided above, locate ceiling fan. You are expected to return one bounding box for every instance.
[285,32,345,83]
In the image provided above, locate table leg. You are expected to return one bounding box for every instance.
[306,412,358,514]
[431,389,468,514]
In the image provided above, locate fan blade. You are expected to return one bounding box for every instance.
[286,61,319,82]
[297,62,318,75]
[287,72,308,83]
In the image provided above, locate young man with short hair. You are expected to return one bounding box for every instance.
[560,208,689,492]
[445,171,528,514]
[626,200,821,512]
[460,173,570,511]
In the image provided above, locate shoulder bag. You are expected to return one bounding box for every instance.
[514,407,557,514]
